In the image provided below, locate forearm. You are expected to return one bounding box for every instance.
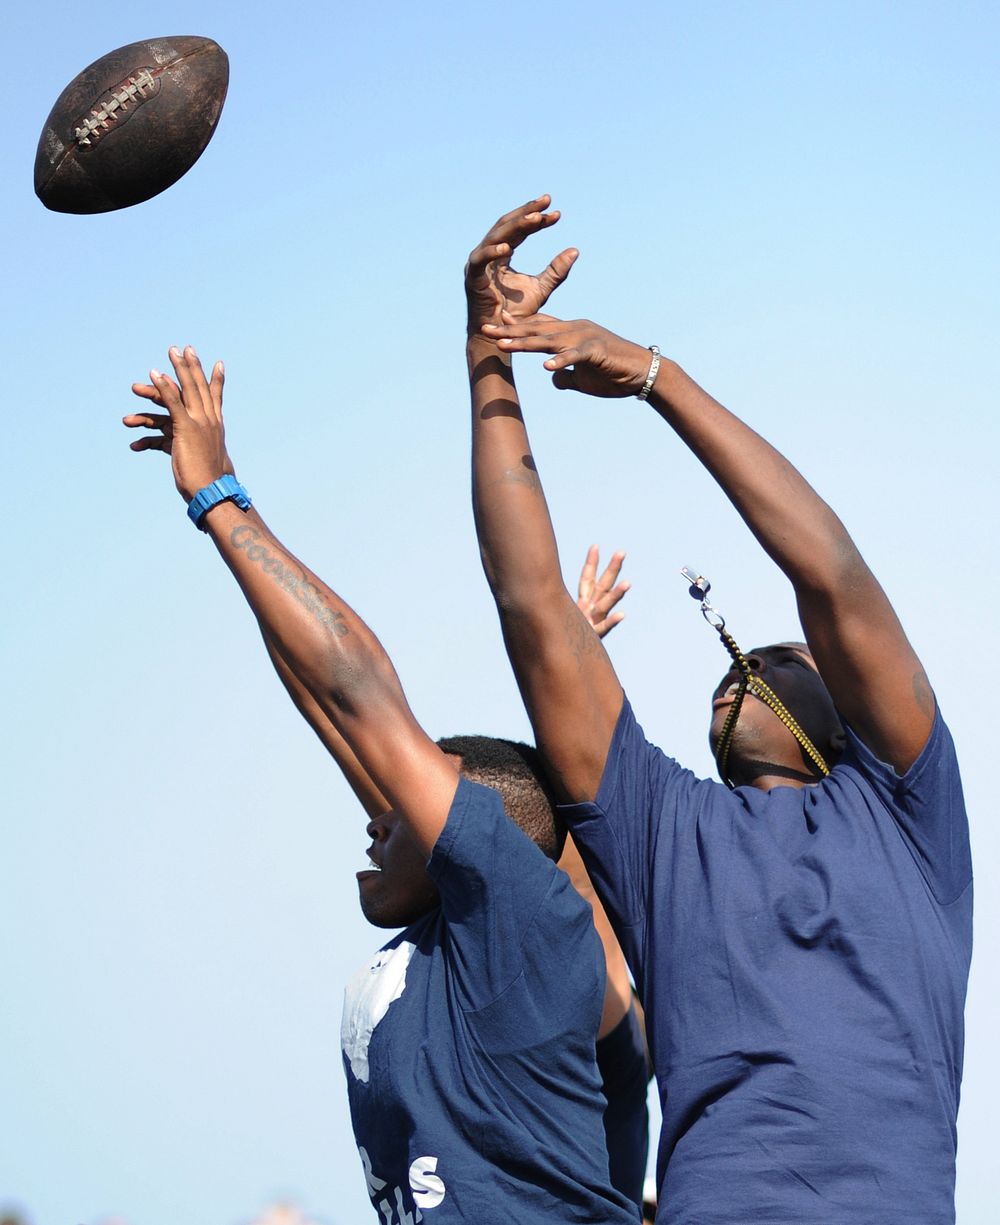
[467,335,622,802]
[468,336,567,607]
[262,631,390,818]
[647,360,864,595]
[202,501,413,777]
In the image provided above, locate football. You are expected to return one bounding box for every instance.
[34,36,229,214]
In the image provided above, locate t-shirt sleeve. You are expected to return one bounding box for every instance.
[427,776,594,1011]
[840,705,971,906]
[558,697,713,943]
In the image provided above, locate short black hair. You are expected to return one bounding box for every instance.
[436,735,566,861]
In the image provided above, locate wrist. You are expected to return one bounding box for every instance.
[644,357,690,413]
[467,330,509,352]
[187,473,252,531]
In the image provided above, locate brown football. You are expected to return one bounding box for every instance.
[34,36,229,214]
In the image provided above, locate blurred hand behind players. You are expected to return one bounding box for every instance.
[465,194,578,334]
[483,314,654,398]
[124,345,234,501]
[577,546,629,638]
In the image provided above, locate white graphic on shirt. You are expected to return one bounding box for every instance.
[358,1145,447,1221]
[341,940,416,1082]
[409,1156,446,1208]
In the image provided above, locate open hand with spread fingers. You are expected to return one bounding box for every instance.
[123,345,234,501]
[577,545,630,638]
[482,313,657,399]
[465,195,579,334]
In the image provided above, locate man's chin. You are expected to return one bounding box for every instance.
[358,886,438,930]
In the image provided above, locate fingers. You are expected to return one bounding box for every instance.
[128,434,172,454]
[131,382,164,406]
[483,314,571,340]
[495,334,570,355]
[578,548,630,627]
[592,579,631,621]
[466,240,511,274]
[123,412,170,430]
[592,608,626,639]
[169,345,213,418]
[148,367,183,417]
[578,543,600,601]
[123,407,172,454]
[551,368,580,391]
[469,195,561,267]
[594,550,627,597]
[209,360,225,419]
[535,247,579,298]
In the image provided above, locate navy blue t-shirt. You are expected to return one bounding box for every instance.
[562,699,972,1225]
[341,776,638,1224]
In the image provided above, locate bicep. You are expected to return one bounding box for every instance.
[263,632,390,818]
[500,590,624,802]
[798,560,935,775]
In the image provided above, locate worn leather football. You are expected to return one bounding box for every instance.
[34,36,229,214]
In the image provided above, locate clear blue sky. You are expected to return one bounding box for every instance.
[2,2,997,1222]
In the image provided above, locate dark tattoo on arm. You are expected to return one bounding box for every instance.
[564,602,601,668]
[231,524,349,637]
[912,669,936,718]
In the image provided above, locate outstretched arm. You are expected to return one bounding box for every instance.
[486,314,933,773]
[465,199,624,802]
[124,346,458,855]
[257,539,628,821]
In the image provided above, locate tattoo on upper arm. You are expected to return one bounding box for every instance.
[565,602,601,666]
[231,524,349,637]
[912,669,936,718]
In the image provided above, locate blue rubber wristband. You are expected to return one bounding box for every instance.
[187,474,252,530]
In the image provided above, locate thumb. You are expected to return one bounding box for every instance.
[551,368,579,392]
[537,248,579,297]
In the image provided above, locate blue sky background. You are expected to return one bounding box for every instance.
[2,2,997,1222]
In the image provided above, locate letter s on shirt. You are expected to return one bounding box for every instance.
[409,1156,446,1209]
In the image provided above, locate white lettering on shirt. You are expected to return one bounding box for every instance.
[409,1155,446,1208]
[357,1145,445,1221]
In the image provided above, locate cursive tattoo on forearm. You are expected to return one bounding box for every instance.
[231,524,349,638]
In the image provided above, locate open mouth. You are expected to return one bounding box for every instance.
[712,680,742,708]
[357,851,382,883]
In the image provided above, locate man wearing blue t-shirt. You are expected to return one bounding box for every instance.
[467,196,972,1223]
[123,344,640,1223]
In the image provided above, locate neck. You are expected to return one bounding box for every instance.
[728,758,824,790]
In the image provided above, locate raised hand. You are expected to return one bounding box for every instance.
[465,195,578,334]
[482,313,656,399]
[123,345,233,501]
[577,545,630,638]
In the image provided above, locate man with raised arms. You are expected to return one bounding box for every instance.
[123,347,641,1223]
[466,196,971,1223]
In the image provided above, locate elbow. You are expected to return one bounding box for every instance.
[479,544,566,617]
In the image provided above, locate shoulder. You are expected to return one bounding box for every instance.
[430,775,557,878]
[834,706,970,905]
[590,695,729,821]
[837,704,963,797]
